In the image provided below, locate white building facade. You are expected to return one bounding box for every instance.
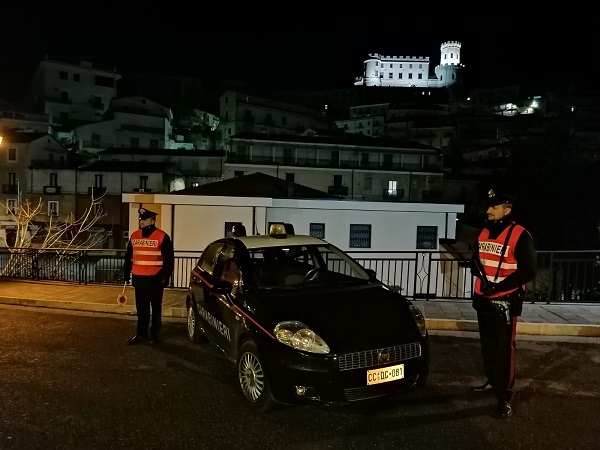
[354,41,464,89]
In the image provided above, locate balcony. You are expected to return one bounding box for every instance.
[43,186,62,195]
[2,184,18,194]
[382,188,405,201]
[328,186,348,196]
[88,187,107,196]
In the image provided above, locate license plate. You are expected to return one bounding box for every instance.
[367,364,404,385]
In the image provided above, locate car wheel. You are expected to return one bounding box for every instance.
[237,341,274,412]
[187,300,206,344]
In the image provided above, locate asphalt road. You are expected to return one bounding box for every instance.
[0,305,599,450]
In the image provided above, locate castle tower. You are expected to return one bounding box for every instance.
[434,41,464,88]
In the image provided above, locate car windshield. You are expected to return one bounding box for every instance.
[248,244,372,289]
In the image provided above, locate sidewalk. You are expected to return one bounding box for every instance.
[1,279,600,337]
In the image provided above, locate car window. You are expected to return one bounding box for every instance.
[199,243,224,276]
[249,244,370,288]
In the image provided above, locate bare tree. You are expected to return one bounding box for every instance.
[0,193,108,279]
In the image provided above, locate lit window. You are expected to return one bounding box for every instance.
[387,180,397,196]
[191,182,199,187]
[8,148,17,161]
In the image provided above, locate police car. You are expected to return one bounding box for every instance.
[186,224,429,411]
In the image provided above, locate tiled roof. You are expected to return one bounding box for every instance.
[173,172,339,199]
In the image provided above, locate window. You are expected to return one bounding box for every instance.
[418,74,423,79]
[419,64,422,69]
[375,62,379,66]
[387,180,398,196]
[199,243,224,277]
[400,64,402,68]
[191,182,199,187]
[59,71,68,80]
[48,201,59,216]
[383,154,393,168]
[95,174,103,187]
[61,91,69,103]
[91,133,101,145]
[399,73,403,79]
[416,226,438,249]
[50,173,58,186]
[285,173,295,182]
[8,172,17,186]
[409,64,412,68]
[130,137,140,147]
[388,73,393,79]
[139,176,148,190]
[225,222,243,237]
[333,175,342,187]
[389,64,393,68]
[6,199,16,214]
[409,73,413,79]
[8,148,17,161]
[309,223,325,239]
[73,73,80,82]
[361,153,369,165]
[283,148,294,164]
[349,224,371,248]
[364,177,372,191]
[451,53,454,59]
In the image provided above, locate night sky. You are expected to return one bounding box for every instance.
[1,1,598,102]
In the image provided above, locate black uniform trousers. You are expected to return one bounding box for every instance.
[132,274,164,338]
[476,310,518,403]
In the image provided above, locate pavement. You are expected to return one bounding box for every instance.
[1,278,600,337]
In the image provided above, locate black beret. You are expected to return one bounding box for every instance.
[138,207,158,220]
[487,189,516,207]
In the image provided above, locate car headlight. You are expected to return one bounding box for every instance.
[408,303,427,338]
[274,321,330,354]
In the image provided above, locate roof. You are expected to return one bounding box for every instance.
[173,172,339,199]
[1,132,50,144]
[230,131,438,151]
[78,160,182,174]
[99,148,225,157]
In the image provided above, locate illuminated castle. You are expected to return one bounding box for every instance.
[354,41,464,88]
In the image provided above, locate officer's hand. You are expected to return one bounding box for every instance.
[124,275,131,284]
[482,283,499,296]
[161,278,170,288]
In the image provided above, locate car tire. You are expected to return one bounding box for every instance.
[187,300,206,344]
[237,341,274,412]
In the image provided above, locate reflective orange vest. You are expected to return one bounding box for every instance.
[130,228,166,276]
[474,223,526,298]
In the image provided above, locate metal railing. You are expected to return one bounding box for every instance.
[1,248,599,304]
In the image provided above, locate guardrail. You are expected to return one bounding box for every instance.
[1,248,599,303]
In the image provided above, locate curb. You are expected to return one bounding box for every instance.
[2,297,600,337]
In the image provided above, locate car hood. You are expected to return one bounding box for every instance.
[246,283,422,353]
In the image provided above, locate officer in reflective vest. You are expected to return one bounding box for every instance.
[470,189,536,419]
[124,207,174,344]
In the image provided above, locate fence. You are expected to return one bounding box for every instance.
[1,247,599,304]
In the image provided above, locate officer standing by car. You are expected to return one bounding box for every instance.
[124,207,174,344]
[470,189,536,419]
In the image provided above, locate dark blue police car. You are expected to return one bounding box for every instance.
[186,224,429,411]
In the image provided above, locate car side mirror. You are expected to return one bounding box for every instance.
[365,269,377,281]
[214,279,234,294]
